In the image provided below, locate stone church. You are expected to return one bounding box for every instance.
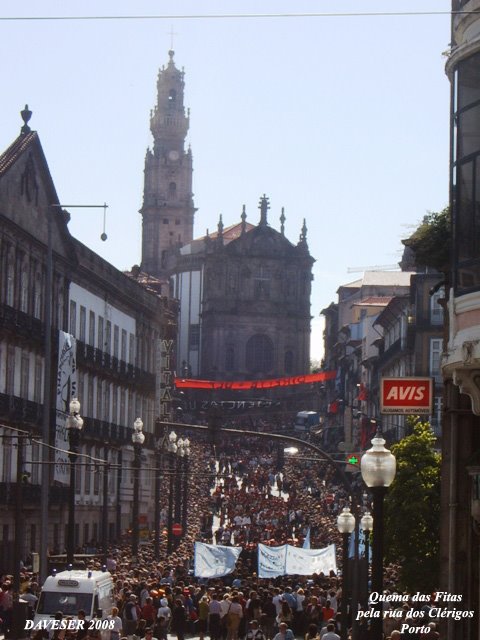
[139,51,314,380]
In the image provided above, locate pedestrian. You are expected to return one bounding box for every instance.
[107,606,123,640]
[171,598,187,640]
[197,595,209,640]
[209,592,223,640]
[246,620,266,640]
[320,623,339,640]
[272,622,294,640]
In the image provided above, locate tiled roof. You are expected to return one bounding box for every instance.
[354,296,393,307]
[0,131,38,176]
[198,221,256,244]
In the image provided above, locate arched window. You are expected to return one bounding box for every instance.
[225,346,235,372]
[20,262,29,313]
[6,251,15,306]
[169,182,177,200]
[284,350,294,374]
[168,88,176,103]
[246,334,274,374]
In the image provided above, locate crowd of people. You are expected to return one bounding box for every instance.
[0,421,440,639]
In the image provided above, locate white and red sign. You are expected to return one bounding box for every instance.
[380,377,434,415]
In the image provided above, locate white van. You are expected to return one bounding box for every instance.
[34,569,114,625]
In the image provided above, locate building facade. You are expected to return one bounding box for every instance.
[170,197,314,380]
[321,270,444,452]
[140,51,314,383]
[440,2,480,637]
[0,112,177,573]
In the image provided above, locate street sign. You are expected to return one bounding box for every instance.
[172,523,183,536]
[380,377,433,415]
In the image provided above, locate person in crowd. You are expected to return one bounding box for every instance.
[171,598,188,640]
[320,622,340,640]
[247,619,266,640]
[273,622,294,640]
[107,606,123,640]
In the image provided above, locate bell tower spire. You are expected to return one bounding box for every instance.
[140,50,196,278]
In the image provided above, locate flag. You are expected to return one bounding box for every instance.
[194,542,242,578]
[302,528,311,549]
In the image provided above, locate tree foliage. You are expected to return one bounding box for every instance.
[402,207,450,273]
[383,417,441,592]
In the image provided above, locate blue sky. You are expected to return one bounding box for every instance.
[0,1,451,361]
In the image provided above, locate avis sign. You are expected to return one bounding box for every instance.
[380,377,433,415]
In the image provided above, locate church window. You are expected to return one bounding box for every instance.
[168,89,176,102]
[169,182,177,199]
[253,267,270,299]
[284,350,294,374]
[189,324,200,350]
[246,334,274,373]
[6,251,15,307]
[225,346,235,372]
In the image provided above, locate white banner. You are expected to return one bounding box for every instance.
[258,543,337,578]
[285,544,337,576]
[257,544,288,578]
[194,542,242,578]
[54,331,77,484]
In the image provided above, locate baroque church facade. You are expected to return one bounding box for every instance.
[140,51,314,380]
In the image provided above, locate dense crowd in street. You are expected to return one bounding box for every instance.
[0,424,440,639]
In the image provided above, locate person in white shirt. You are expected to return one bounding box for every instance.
[320,623,340,640]
[107,606,123,640]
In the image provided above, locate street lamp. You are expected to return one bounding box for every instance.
[174,438,185,549]
[131,417,145,557]
[182,438,190,537]
[360,433,396,640]
[337,505,355,640]
[360,511,373,606]
[167,431,177,554]
[66,398,83,565]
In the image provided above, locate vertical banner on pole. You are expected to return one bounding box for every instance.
[157,338,174,422]
[54,331,77,484]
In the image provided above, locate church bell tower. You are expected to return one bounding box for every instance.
[140,50,195,278]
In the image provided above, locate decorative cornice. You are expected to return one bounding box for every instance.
[453,368,480,415]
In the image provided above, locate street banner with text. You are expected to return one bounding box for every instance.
[194,542,242,578]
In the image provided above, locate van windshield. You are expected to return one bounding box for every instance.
[37,591,93,617]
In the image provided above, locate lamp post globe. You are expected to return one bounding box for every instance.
[337,506,355,534]
[360,433,396,640]
[360,433,396,488]
[360,512,373,532]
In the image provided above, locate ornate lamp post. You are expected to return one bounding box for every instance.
[337,505,355,640]
[66,398,83,565]
[182,438,190,537]
[174,438,185,549]
[360,433,396,640]
[360,510,373,606]
[131,417,145,557]
[167,431,177,554]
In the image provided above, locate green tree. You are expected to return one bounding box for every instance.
[383,417,441,592]
[402,206,450,273]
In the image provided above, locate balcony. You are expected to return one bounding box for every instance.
[0,482,69,506]
[0,303,45,345]
[0,393,43,427]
